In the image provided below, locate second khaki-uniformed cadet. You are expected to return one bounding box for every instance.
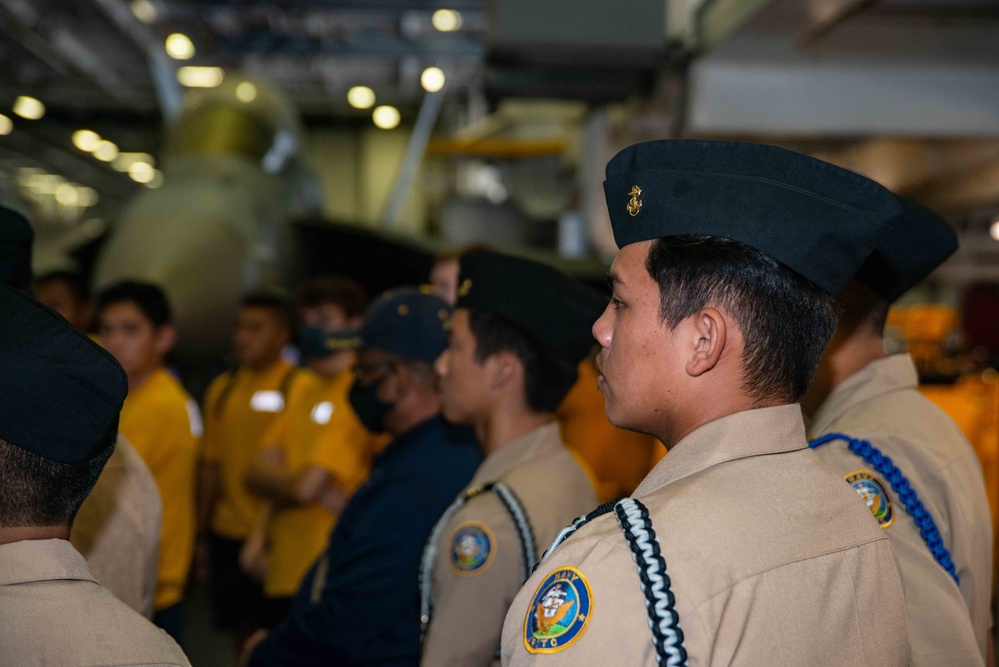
[803,197,993,666]
[421,250,604,666]
[500,139,911,666]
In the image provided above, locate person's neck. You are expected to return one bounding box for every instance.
[655,386,773,451]
[243,354,283,374]
[801,330,886,416]
[474,403,553,457]
[387,400,441,438]
[0,525,70,546]
[127,362,163,392]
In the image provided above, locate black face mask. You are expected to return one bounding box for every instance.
[348,377,394,434]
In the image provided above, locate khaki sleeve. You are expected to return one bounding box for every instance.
[422,494,526,667]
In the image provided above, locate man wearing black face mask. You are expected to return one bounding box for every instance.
[242,287,482,667]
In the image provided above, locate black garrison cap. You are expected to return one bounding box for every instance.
[855,196,957,304]
[1,206,33,291]
[360,287,451,363]
[603,140,901,295]
[456,250,606,367]
[0,282,127,464]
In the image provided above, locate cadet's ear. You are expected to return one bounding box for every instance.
[487,349,522,393]
[686,307,726,377]
[155,324,178,356]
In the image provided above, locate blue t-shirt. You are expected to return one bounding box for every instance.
[249,415,481,666]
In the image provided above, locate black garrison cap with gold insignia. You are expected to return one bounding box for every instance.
[360,287,451,363]
[1,205,33,291]
[0,282,127,464]
[855,196,957,304]
[456,250,607,367]
[603,140,902,295]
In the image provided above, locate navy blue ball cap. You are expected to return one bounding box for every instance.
[0,283,127,464]
[603,140,901,294]
[456,250,605,367]
[855,196,957,303]
[360,287,451,363]
[1,206,33,291]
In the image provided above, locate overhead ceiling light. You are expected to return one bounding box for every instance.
[177,66,224,87]
[372,105,401,130]
[31,174,64,195]
[128,161,155,184]
[94,140,119,162]
[72,129,101,152]
[55,183,79,206]
[147,170,165,189]
[113,152,154,172]
[77,187,99,207]
[432,9,462,32]
[0,114,11,136]
[990,219,999,242]
[13,96,45,120]
[130,0,157,24]
[347,85,376,109]
[236,81,257,103]
[165,33,195,60]
[421,67,445,93]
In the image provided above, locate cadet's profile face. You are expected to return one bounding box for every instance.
[233,306,289,368]
[98,301,170,380]
[435,308,491,425]
[35,279,89,331]
[593,241,680,435]
[429,259,460,306]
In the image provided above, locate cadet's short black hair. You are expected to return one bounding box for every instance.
[96,280,172,327]
[298,276,369,319]
[0,436,114,528]
[467,308,578,413]
[35,270,87,304]
[645,236,836,404]
[241,289,296,332]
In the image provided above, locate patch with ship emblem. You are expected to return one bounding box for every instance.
[449,522,495,575]
[523,566,592,653]
[845,469,894,528]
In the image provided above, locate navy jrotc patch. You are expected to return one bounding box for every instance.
[523,567,592,654]
[845,469,894,528]
[449,521,495,575]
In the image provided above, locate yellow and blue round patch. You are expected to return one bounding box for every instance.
[845,469,894,528]
[523,567,592,654]
[449,521,495,575]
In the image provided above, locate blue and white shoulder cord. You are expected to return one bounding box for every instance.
[540,498,688,667]
[809,432,959,585]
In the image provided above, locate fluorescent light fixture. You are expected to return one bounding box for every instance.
[0,114,11,136]
[347,86,376,109]
[372,105,400,130]
[94,140,119,162]
[72,129,101,152]
[165,33,195,60]
[421,67,445,93]
[177,66,224,87]
[128,161,155,184]
[13,96,45,120]
[991,219,999,242]
[432,9,462,32]
[130,0,157,23]
[147,169,165,189]
[236,82,257,103]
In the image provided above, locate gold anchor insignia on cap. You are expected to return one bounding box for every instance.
[626,185,642,217]
[457,278,473,297]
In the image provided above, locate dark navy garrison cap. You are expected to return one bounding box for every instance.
[855,196,957,303]
[1,206,33,291]
[360,287,451,363]
[603,140,901,295]
[456,250,606,367]
[0,283,127,464]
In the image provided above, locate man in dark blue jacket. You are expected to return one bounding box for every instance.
[243,288,481,667]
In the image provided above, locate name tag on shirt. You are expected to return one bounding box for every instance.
[250,390,285,413]
[311,401,334,425]
[186,399,204,437]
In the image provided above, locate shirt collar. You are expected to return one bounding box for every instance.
[0,538,96,587]
[471,421,562,484]
[808,354,918,437]
[633,403,807,497]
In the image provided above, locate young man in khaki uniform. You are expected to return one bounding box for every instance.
[501,140,910,665]
[803,198,992,665]
[421,251,603,666]
[0,282,190,666]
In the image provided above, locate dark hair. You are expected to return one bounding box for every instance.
[298,276,369,318]
[434,243,496,264]
[35,270,87,304]
[467,309,578,413]
[0,437,114,528]
[833,279,889,337]
[241,289,296,332]
[645,236,836,404]
[96,280,172,327]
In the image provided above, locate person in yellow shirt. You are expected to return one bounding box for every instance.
[197,290,317,650]
[242,276,386,625]
[96,281,201,644]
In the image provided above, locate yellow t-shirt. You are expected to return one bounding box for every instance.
[262,370,387,597]
[202,359,318,540]
[119,367,201,610]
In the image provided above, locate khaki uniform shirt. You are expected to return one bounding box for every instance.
[0,538,190,666]
[810,354,992,666]
[501,405,909,666]
[422,422,599,667]
[72,435,161,618]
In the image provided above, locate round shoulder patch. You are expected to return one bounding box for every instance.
[845,469,894,528]
[523,567,592,654]
[449,521,495,575]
